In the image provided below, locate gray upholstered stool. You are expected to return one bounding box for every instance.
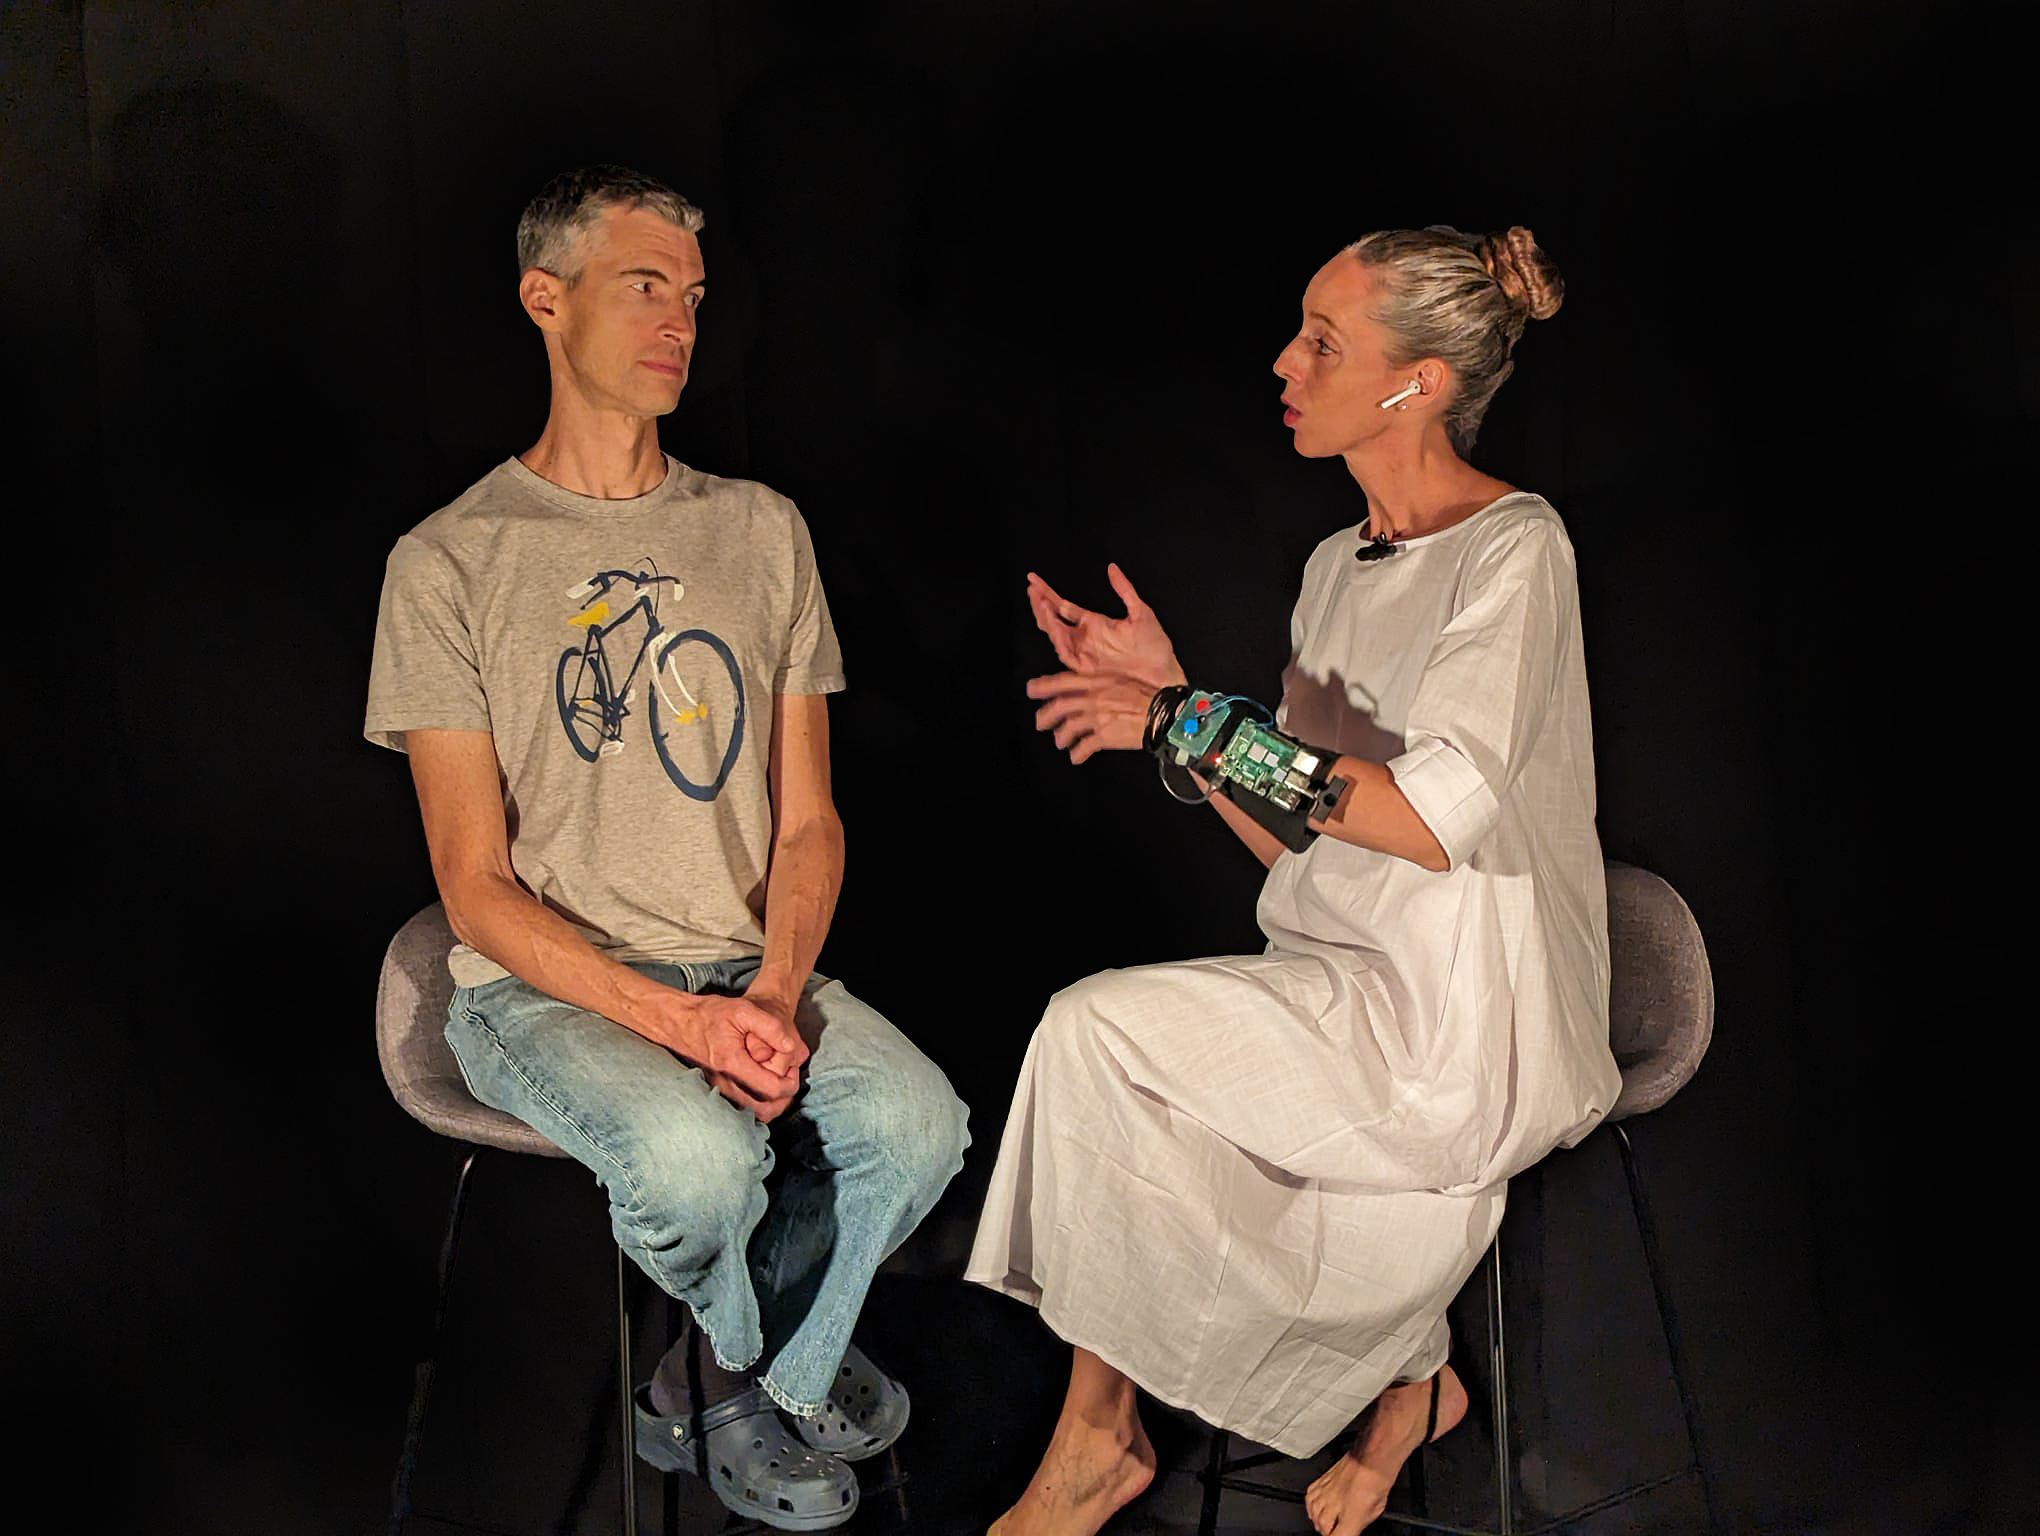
[377,901,658,1536]
[1197,861,1728,1535]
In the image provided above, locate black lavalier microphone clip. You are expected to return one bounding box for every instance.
[1354,531,1398,562]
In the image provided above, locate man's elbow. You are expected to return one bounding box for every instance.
[443,897,487,954]
[817,807,847,858]
[778,804,845,855]
[434,864,509,952]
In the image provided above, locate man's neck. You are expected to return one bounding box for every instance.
[520,403,669,500]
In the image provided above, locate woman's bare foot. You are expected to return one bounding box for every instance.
[988,1407,1155,1536]
[1304,1365,1468,1536]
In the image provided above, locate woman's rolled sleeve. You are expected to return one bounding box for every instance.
[1388,734,1500,870]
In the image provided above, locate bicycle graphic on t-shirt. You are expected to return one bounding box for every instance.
[555,563,744,801]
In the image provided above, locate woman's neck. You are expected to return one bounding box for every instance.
[1344,437,1514,543]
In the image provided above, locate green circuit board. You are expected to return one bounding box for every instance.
[1165,692,1324,810]
[1217,719,1323,810]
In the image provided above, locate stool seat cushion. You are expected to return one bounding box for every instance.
[1605,862,1713,1122]
[376,902,565,1157]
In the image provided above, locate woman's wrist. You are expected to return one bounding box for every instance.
[1143,653,1188,690]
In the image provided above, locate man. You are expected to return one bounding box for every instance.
[365,164,967,1529]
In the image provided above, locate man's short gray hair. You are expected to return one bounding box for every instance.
[515,164,705,284]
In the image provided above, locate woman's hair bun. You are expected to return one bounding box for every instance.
[1476,227,1564,321]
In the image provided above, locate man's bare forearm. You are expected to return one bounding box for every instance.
[748,813,845,1006]
[439,870,687,1047]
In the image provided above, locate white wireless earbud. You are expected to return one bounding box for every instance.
[1377,381,1422,410]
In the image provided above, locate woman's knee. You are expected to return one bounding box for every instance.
[1034,970,1132,1066]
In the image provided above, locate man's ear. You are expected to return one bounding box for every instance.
[519,268,567,333]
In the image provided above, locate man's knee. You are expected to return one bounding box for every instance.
[904,1071,971,1187]
[846,1059,970,1191]
[613,1118,769,1251]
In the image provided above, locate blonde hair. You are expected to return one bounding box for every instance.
[1343,225,1563,455]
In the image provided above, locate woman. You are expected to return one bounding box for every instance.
[966,226,1621,1536]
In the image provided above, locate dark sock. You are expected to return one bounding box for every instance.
[648,1316,754,1418]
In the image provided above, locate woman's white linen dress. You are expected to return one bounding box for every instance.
[965,492,1622,1457]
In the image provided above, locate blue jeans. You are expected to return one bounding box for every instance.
[445,957,969,1416]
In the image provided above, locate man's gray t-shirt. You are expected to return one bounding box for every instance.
[365,455,845,985]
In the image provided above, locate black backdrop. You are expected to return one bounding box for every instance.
[4,1,2031,1531]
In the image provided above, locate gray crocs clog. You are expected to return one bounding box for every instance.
[634,1383,858,1531]
[790,1342,910,1462]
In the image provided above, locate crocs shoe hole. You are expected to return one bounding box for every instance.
[779,1498,795,1512]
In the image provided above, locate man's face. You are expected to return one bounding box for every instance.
[549,205,705,418]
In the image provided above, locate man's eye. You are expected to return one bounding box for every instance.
[685,293,702,311]
[630,281,653,294]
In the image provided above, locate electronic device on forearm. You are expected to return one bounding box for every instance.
[1145,687,1350,852]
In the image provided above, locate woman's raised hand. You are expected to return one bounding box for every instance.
[1026,563,1185,689]
[1026,671,1163,764]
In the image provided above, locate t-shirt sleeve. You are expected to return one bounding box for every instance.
[774,506,847,695]
[363,533,492,752]
[1387,518,1576,870]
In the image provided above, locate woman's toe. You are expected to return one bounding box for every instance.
[1304,1486,1327,1533]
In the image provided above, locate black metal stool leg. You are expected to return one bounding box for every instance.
[389,1147,481,1536]
[1612,1123,1728,1536]
[663,1291,683,1536]
[1486,1236,1513,1535]
[888,1441,912,1527]
[619,1247,640,1536]
[1198,1426,1228,1536]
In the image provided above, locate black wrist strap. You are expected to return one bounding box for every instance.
[1220,763,1349,853]
[1219,775,1318,852]
[1143,683,1194,756]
